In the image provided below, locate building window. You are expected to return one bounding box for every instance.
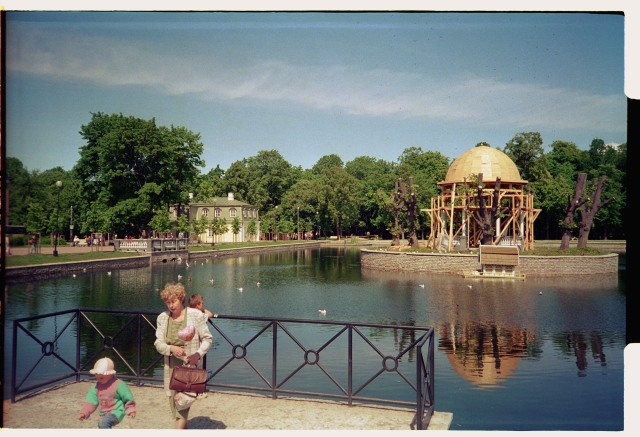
[215,208,221,217]
[230,208,237,217]
[243,209,246,218]
[202,208,209,217]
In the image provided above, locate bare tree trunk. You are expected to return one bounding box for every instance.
[560,173,588,250]
[577,175,614,248]
[472,173,502,245]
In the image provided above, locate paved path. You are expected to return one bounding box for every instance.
[2,380,452,430]
[6,244,115,256]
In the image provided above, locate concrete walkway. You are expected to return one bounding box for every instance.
[2,380,453,430]
[7,244,115,256]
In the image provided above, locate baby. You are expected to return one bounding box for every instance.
[78,357,136,428]
[188,293,215,319]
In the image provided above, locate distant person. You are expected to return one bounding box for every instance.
[77,357,136,429]
[29,236,35,254]
[188,294,214,319]
[73,235,80,246]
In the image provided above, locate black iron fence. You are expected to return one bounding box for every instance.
[11,309,435,429]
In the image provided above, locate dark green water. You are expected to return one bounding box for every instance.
[4,247,626,430]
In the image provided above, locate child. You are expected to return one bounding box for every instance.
[188,294,215,319]
[188,294,215,399]
[78,357,136,429]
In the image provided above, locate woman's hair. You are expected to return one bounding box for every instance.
[188,294,203,308]
[160,283,186,304]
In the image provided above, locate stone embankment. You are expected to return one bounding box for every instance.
[360,249,619,276]
[4,242,323,281]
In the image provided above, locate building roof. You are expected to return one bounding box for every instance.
[191,197,254,207]
[443,145,525,184]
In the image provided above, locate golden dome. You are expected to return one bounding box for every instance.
[444,146,525,184]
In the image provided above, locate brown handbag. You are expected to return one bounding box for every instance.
[169,366,209,393]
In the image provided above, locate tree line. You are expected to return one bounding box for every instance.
[6,113,626,242]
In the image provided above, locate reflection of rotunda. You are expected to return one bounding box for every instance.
[423,145,541,251]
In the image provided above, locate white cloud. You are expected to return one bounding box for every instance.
[8,28,626,133]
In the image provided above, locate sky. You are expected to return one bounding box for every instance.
[4,9,630,175]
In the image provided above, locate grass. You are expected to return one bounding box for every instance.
[5,251,145,268]
[521,247,610,256]
[379,245,611,256]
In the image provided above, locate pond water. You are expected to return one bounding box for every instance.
[4,246,626,430]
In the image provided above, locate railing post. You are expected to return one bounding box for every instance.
[76,309,81,382]
[272,320,278,399]
[348,324,352,406]
[11,319,18,403]
[416,342,424,430]
[137,313,142,386]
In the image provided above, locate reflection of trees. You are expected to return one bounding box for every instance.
[562,331,608,377]
[438,321,542,388]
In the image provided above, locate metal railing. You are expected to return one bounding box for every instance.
[11,309,435,429]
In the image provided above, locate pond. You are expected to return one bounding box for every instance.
[4,246,626,430]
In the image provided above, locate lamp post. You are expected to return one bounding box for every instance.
[53,180,63,256]
[274,205,278,241]
[188,193,193,243]
[70,206,74,246]
[297,207,300,241]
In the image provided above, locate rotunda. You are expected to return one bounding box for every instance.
[422,145,541,251]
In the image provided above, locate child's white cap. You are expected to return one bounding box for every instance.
[89,357,116,375]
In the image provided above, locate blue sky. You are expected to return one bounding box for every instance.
[5,11,628,174]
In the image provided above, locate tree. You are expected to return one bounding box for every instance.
[312,154,344,175]
[247,219,257,242]
[345,156,396,236]
[504,132,544,181]
[377,180,405,246]
[231,216,241,242]
[208,217,228,245]
[26,203,47,235]
[559,173,614,249]
[471,173,507,245]
[149,209,172,236]
[576,175,615,248]
[189,214,206,243]
[73,112,204,237]
[176,214,190,237]
[318,166,361,238]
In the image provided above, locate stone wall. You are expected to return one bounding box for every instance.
[5,256,149,282]
[359,249,619,277]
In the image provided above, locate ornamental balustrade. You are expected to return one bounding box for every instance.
[11,309,435,429]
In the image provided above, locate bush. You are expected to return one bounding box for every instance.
[9,235,28,246]
[38,236,67,246]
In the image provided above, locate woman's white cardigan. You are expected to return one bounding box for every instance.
[154,307,213,395]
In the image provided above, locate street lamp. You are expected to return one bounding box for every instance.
[274,205,278,241]
[53,180,63,257]
[188,193,193,243]
[297,207,300,241]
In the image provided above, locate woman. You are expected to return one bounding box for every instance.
[155,283,212,429]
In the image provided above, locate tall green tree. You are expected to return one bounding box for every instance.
[318,166,361,238]
[311,154,344,175]
[73,112,204,237]
[504,132,545,181]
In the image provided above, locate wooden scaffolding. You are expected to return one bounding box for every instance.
[422,178,541,252]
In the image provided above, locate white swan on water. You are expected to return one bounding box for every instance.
[318,309,326,315]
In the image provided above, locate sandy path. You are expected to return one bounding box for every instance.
[2,380,441,430]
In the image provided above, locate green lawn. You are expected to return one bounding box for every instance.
[188,241,314,251]
[5,251,146,268]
